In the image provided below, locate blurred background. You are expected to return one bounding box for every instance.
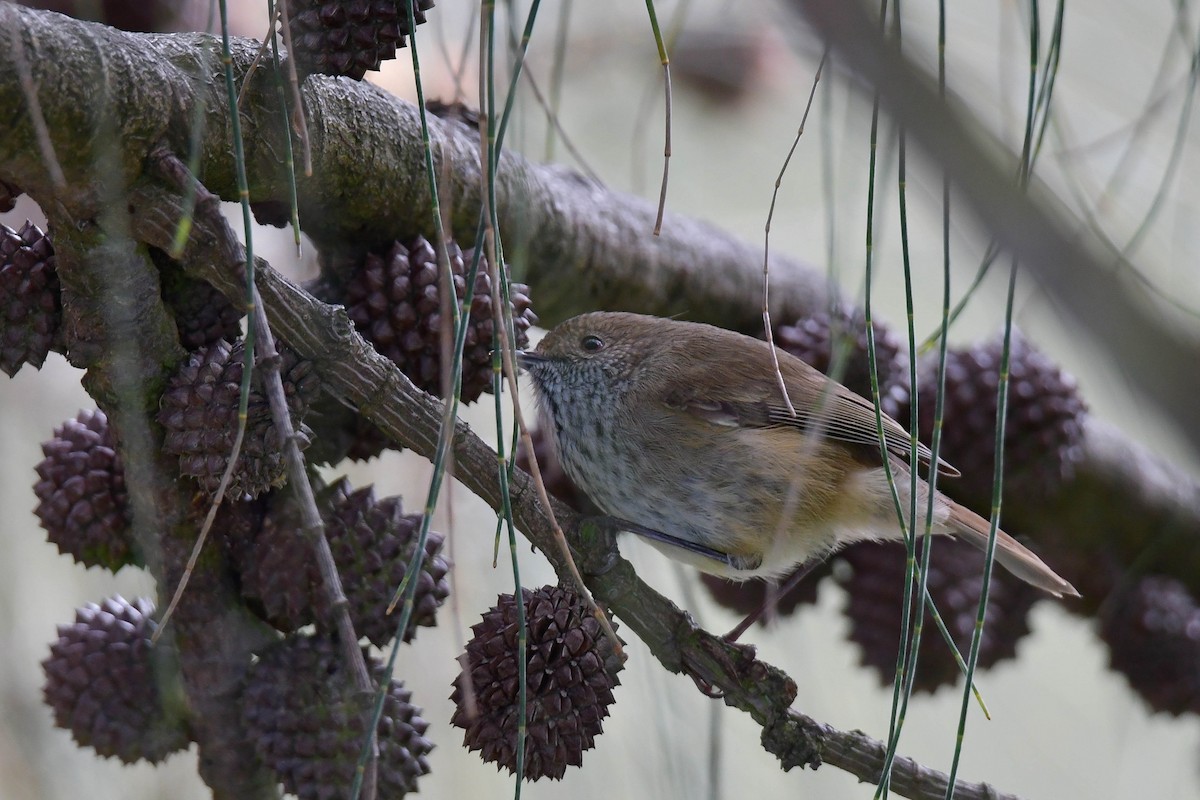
[3,0,1200,798]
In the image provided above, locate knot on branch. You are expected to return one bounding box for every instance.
[762,713,823,772]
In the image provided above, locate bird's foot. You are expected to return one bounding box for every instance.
[682,634,760,699]
[722,559,823,642]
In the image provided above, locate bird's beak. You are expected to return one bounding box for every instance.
[515,350,546,371]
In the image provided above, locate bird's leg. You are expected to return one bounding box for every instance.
[587,516,761,571]
[722,559,824,642]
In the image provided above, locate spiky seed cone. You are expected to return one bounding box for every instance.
[154,252,243,349]
[1101,576,1200,716]
[915,331,1087,502]
[242,634,432,799]
[342,235,537,403]
[774,306,910,419]
[41,596,189,763]
[841,539,1039,693]
[323,481,450,644]
[158,339,320,498]
[33,409,133,571]
[235,481,450,645]
[699,561,829,623]
[513,426,592,512]
[450,585,623,781]
[285,0,436,80]
[0,220,63,376]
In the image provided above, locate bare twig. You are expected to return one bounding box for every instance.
[236,7,282,109]
[151,415,248,642]
[643,0,673,235]
[761,52,827,418]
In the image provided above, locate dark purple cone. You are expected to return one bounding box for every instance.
[158,339,320,497]
[235,480,450,646]
[450,585,623,781]
[286,0,436,80]
[33,409,133,571]
[41,596,190,763]
[841,539,1039,693]
[915,331,1087,502]
[1101,575,1200,716]
[341,235,537,404]
[0,220,63,376]
[242,634,432,798]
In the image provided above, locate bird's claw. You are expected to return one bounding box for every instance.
[681,635,759,700]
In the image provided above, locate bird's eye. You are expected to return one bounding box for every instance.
[580,334,605,353]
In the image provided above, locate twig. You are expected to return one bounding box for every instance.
[787,0,1200,456]
[643,0,672,235]
[761,51,827,418]
[519,62,601,182]
[236,7,282,109]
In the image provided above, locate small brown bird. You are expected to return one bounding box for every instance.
[518,312,1077,598]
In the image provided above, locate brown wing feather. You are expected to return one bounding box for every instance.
[657,328,959,476]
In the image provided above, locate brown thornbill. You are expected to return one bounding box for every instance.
[517,312,1077,598]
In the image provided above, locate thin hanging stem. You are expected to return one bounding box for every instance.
[644,0,673,234]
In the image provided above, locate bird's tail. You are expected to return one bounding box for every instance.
[945,501,1078,598]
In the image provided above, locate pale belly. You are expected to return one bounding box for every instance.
[552,423,855,579]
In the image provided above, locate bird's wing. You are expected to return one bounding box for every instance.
[662,384,959,477]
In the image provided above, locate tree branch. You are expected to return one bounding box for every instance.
[0,3,833,333]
